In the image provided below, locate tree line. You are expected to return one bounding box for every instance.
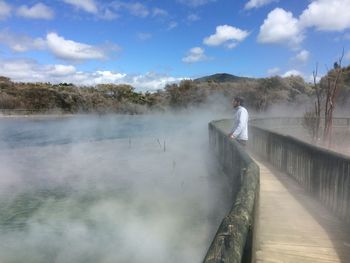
[0,66,349,115]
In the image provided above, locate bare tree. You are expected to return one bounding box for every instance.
[313,63,323,141]
[304,50,345,146]
[303,63,322,142]
[323,49,344,146]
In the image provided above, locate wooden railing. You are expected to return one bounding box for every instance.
[203,120,259,263]
[204,117,350,263]
[249,117,350,225]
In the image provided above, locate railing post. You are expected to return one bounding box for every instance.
[281,140,288,173]
[311,153,320,197]
[267,133,272,163]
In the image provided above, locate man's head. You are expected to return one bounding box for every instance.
[232,96,244,108]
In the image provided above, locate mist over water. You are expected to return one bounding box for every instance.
[0,112,231,263]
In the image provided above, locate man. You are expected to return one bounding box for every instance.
[229,96,248,146]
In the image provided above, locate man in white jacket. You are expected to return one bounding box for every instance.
[229,96,249,147]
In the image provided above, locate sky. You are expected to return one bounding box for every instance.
[0,0,350,92]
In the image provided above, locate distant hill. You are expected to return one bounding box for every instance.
[194,73,253,83]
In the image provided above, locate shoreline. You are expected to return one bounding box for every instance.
[0,113,75,119]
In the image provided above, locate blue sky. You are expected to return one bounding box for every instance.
[0,0,350,91]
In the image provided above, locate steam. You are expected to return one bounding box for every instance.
[0,110,232,263]
[249,101,350,156]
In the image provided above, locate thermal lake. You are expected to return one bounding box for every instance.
[0,114,231,263]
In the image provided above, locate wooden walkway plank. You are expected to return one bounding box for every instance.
[253,156,350,263]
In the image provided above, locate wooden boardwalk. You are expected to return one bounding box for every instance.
[253,157,350,263]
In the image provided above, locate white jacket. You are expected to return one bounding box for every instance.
[231,106,249,140]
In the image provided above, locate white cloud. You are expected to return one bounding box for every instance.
[299,0,350,31]
[152,8,168,17]
[258,8,303,47]
[282,69,303,77]
[226,42,238,49]
[137,32,152,41]
[182,47,208,63]
[63,0,97,14]
[167,21,178,30]
[0,59,76,81]
[0,59,184,92]
[0,0,11,20]
[0,59,43,80]
[187,14,200,22]
[126,72,183,91]
[63,0,119,19]
[47,65,77,76]
[345,51,350,60]
[257,1,350,48]
[307,73,322,83]
[72,71,181,91]
[258,1,350,48]
[267,67,280,75]
[177,0,216,7]
[98,8,119,20]
[244,0,278,10]
[0,30,46,52]
[61,1,165,20]
[203,25,249,48]
[0,30,119,62]
[90,70,127,83]
[124,2,149,17]
[16,3,54,20]
[294,49,310,63]
[112,2,149,17]
[46,32,107,62]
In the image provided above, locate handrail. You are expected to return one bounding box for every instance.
[249,117,350,225]
[204,117,350,262]
[203,120,259,263]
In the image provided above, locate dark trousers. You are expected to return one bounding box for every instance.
[237,139,247,147]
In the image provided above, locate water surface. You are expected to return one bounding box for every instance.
[0,114,230,263]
